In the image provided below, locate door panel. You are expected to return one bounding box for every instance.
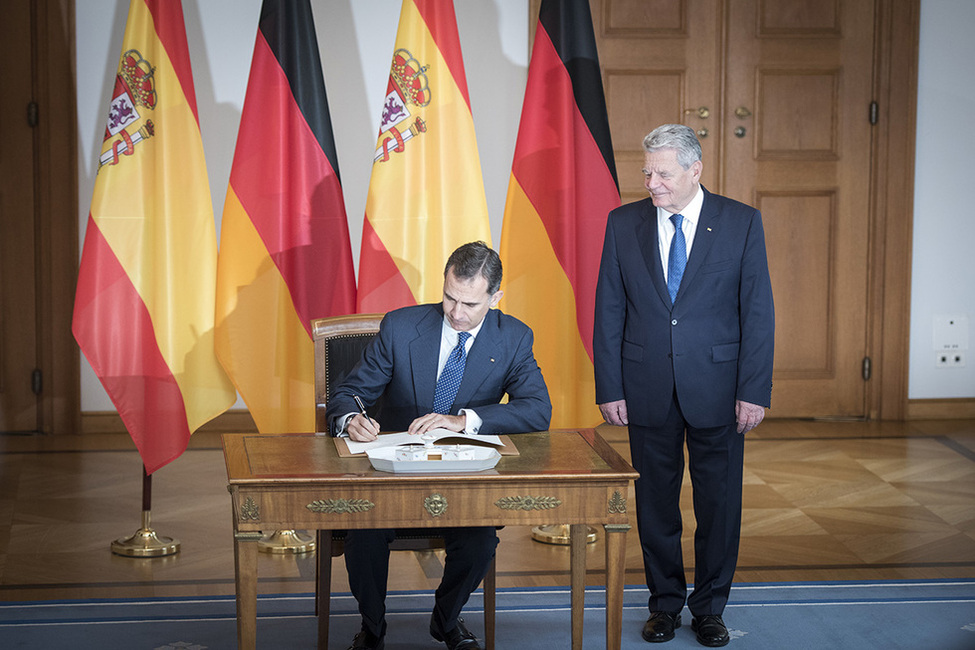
[0,0,40,432]
[724,0,873,416]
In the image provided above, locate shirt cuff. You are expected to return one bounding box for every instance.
[334,412,355,438]
[459,408,481,434]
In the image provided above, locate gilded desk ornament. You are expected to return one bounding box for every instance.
[608,490,627,514]
[240,496,261,521]
[494,495,562,511]
[306,498,375,514]
[424,493,448,517]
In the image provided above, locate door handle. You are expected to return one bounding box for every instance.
[684,106,710,119]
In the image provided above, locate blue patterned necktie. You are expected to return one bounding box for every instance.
[433,331,471,414]
[668,214,687,303]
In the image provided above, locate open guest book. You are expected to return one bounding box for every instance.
[333,429,518,473]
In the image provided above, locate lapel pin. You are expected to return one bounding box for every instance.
[490,358,495,363]
[707,227,712,232]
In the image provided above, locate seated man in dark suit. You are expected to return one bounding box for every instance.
[326,241,552,650]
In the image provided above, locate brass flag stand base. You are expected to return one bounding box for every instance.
[258,529,316,554]
[111,465,179,557]
[111,509,180,557]
[531,524,598,545]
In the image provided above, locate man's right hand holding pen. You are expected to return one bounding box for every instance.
[348,395,381,442]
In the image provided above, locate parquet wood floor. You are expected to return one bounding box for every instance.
[1,419,973,602]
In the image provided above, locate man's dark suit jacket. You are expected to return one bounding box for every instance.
[593,188,774,428]
[326,303,552,434]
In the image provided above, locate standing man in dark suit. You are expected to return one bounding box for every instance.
[326,241,552,650]
[593,124,774,647]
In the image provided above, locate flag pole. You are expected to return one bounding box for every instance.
[111,465,180,557]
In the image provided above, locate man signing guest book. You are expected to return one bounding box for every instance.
[326,241,552,650]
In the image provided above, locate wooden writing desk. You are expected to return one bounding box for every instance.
[223,429,638,650]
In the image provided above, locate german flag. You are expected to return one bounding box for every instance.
[73,0,235,473]
[356,0,491,312]
[499,0,620,428]
[215,0,356,433]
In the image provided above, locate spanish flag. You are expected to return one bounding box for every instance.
[356,0,491,312]
[499,0,620,428]
[215,0,357,433]
[72,0,235,474]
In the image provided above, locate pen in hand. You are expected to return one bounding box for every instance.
[350,395,380,441]
[353,394,368,418]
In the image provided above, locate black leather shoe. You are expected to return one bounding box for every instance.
[347,629,384,650]
[692,615,730,647]
[642,611,681,642]
[430,616,481,650]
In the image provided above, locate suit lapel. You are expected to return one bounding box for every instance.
[676,188,718,302]
[410,306,442,412]
[452,310,501,409]
[636,199,672,308]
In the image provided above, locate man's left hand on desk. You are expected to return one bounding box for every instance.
[407,412,467,436]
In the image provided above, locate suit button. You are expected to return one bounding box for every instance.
[671,319,678,325]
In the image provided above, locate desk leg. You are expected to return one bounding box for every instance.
[234,531,262,650]
[317,530,332,650]
[603,524,630,650]
[569,524,587,650]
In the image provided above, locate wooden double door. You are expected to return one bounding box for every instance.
[591,0,892,418]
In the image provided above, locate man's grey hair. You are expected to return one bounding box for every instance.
[444,241,503,295]
[643,124,703,170]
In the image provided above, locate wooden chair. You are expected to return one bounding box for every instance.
[311,314,497,650]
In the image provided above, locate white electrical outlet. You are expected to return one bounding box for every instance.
[936,352,950,367]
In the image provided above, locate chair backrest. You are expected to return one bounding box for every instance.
[311,313,385,433]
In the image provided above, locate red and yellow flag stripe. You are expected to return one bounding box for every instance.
[215,0,357,433]
[500,0,620,428]
[357,0,491,312]
[73,0,234,473]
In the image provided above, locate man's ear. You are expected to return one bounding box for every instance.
[490,289,504,308]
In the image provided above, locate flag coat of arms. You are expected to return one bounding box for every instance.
[72,0,235,474]
[357,0,491,312]
[499,0,620,428]
[215,0,357,433]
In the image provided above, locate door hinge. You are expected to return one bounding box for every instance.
[861,356,872,381]
[27,101,39,128]
[869,101,878,125]
[31,369,43,395]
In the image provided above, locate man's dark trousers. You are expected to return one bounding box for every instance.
[628,392,745,616]
[344,527,499,637]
